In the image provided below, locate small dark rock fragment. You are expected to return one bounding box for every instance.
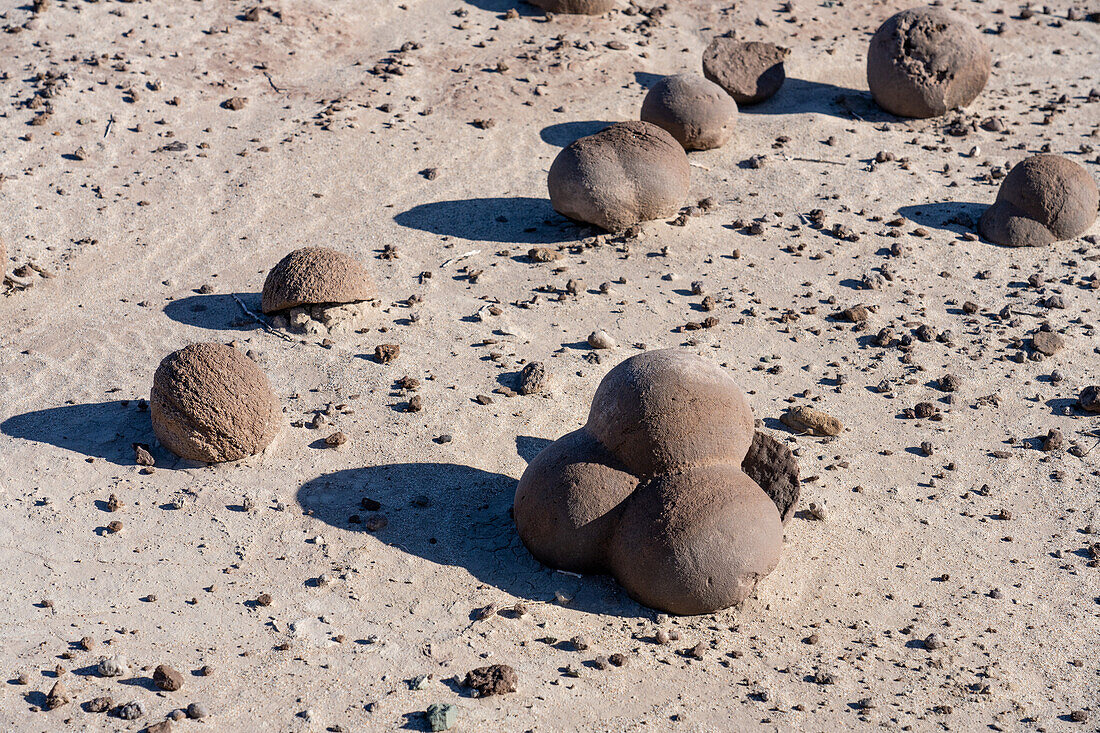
[463,664,517,697]
[153,664,184,692]
[518,362,550,395]
[375,344,400,363]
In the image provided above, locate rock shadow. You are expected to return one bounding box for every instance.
[539,120,614,147]
[1,400,156,466]
[461,0,543,16]
[394,197,587,244]
[742,79,893,121]
[163,292,262,331]
[296,463,638,616]
[897,202,986,236]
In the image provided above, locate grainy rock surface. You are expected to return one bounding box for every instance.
[547,121,689,232]
[640,73,737,150]
[702,39,788,105]
[867,6,990,118]
[151,343,281,463]
[261,247,375,315]
[979,155,1099,247]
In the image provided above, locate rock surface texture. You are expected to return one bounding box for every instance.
[261,247,375,314]
[151,343,281,463]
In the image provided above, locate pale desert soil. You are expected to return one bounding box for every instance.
[0,0,1097,731]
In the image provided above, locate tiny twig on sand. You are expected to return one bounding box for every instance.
[104,114,115,139]
[788,156,846,166]
[231,294,296,342]
[263,71,285,94]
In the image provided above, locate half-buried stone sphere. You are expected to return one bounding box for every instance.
[867,6,990,118]
[528,0,615,14]
[979,155,1099,247]
[702,38,788,105]
[261,247,375,315]
[640,73,738,151]
[547,121,689,232]
[151,343,280,463]
[514,349,798,615]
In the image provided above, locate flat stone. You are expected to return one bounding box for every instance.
[780,406,843,436]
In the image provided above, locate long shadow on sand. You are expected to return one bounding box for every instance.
[1,400,156,465]
[296,454,641,616]
[461,0,543,16]
[394,197,589,244]
[539,120,614,147]
[163,292,262,331]
[743,79,893,121]
[897,202,986,236]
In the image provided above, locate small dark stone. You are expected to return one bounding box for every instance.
[463,664,517,697]
[1079,386,1100,413]
[518,362,550,395]
[375,343,400,363]
[153,664,184,692]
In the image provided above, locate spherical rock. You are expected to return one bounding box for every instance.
[528,0,614,14]
[702,38,788,105]
[586,349,754,477]
[867,6,990,118]
[640,73,737,150]
[514,349,797,615]
[547,121,690,232]
[608,465,782,615]
[261,247,375,315]
[979,155,1098,247]
[151,343,280,463]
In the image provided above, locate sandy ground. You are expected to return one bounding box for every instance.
[1,0,1098,730]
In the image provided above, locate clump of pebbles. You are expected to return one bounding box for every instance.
[514,349,798,615]
[702,38,788,105]
[979,154,1098,247]
[151,342,281,463]
[867,6,990,118]
[261,247,375,334]
[640,73,737,151]
[547,121,689,232]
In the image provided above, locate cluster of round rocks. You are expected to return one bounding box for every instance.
[544,6,1097,249]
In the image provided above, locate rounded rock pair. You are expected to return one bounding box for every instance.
[514,349,799,615]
